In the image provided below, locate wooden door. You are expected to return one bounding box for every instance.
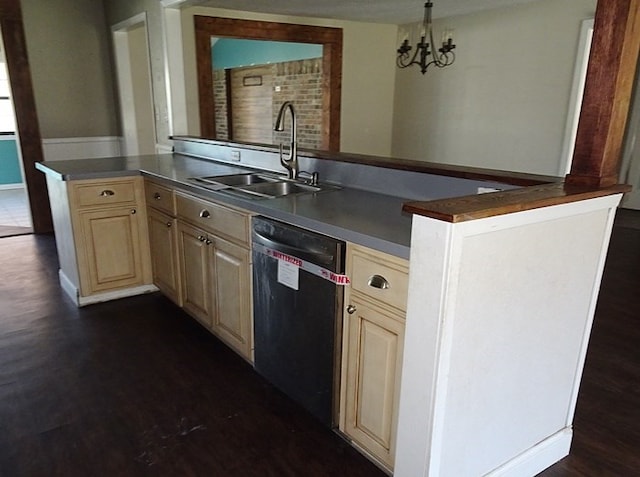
[211,237,252,361]
[76,206,145,295]
[177,221,211,326]
[148,208,181,305]
[342,293,405,470]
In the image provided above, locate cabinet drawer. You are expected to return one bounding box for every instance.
[145,181,176,215]
[72,179,137,208]
[176,192,249,244]
[349,244,409,312]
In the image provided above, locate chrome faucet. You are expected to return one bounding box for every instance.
[274,101,299,180]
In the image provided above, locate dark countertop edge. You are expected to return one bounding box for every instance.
[171,136,560,187]
[403,182,632,223]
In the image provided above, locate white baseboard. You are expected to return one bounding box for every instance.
[487,428,572,477]
[42,136,122,161]
[58,269,158,307]
[77,284,159,307]
[59,269,80,305]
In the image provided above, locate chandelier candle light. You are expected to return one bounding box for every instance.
[397,1,456,74]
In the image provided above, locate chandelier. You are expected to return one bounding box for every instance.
[397,2,456,74]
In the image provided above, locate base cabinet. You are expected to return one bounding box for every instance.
[211,239,252,358]
[340,244,409,472]
[45,175,154,305]
[147,208,181,305]
[177,221,213,326]
[174,191,253,362]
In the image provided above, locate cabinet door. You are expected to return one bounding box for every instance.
[76,205,146,295]
[177,221,212,326]
[342,294,405,470]
[148,208,181,305]
[211,238,252,361]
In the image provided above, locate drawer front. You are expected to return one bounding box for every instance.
[72,179,137,208]
[176,192,249,244]
[145,181,176,215]
[349,245,409,312]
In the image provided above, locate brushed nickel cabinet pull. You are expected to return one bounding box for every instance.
[367,274,390,290]
[199,209,210,218]
[198,235,206,242]
[153,192,161,200]
[346,305,357,314]
[100,189,115,197]
[130,209,137,215]
[166,222,172,228]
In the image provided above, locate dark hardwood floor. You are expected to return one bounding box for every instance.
[0,209,638,476]
[0,235,385,477]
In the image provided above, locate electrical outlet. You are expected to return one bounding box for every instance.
[230,150,241,162]
[477,186,502,194]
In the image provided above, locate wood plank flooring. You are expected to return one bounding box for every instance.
[0,234,385,477]
[0,210,638,476]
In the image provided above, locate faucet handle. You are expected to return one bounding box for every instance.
[298,170,319,186]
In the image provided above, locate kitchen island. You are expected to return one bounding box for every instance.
[37,137,627,476]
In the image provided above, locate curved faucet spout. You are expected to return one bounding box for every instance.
[274,101,298,180]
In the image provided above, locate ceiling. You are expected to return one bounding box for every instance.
[197,0,542,25]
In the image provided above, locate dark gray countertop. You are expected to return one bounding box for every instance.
[36,154,412,259]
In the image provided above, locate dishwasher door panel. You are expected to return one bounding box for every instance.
[252,217,344,427]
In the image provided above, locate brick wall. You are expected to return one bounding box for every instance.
[212,57,323,149]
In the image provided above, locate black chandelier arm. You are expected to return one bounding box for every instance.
[395,1,456,74]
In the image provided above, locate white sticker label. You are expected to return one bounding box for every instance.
[277,259,299,290]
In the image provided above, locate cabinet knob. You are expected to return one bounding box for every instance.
[346,304,357,315]
[166,222,172,228]
[367,274,390,290]
[100,189,115,197]
[199,209,210,218]
[198,235,206,242]
[205,239,212,245]
[131,209,137,215]
[153,192,161,200]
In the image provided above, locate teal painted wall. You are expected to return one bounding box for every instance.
[0,138,22,185]
[212,39,322,70]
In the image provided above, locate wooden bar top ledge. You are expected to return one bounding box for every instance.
[403,182,632,223]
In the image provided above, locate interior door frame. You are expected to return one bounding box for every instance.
[0,0,51,233]
[112,12,158,156]
[194,16,343,152]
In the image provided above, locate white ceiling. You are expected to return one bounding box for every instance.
[197,0,541,25]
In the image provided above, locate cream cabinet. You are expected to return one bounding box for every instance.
[45,175,154,306]
[145,180,182,305]
[175,191,253,361]
[340,243,409,472]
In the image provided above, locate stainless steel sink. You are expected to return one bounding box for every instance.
[192,172,280,187]
[189,172,338,200]
[244,181,321,197]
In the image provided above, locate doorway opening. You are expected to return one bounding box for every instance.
[112,13,157,156]
[0,32,32,238]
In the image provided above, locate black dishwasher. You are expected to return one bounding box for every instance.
[252,216,345,427]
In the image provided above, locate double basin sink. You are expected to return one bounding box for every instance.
[189,172,337,200]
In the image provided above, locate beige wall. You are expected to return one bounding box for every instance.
[181,7,398,156]
[21,0,118,139]
[392,0,596,176]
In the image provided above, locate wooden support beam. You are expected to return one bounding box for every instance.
[567,0,640,187]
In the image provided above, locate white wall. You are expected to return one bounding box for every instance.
[392,0,596,176]
[180,6,398,156]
